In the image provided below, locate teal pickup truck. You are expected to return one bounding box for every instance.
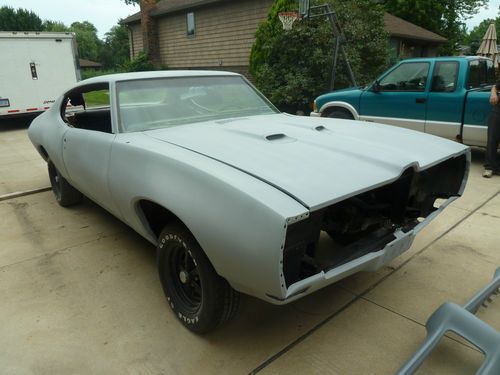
[311,56,495,147]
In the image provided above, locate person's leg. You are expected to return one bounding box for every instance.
[484,112,500,176]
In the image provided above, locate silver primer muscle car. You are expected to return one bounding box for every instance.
[28,71,470,333]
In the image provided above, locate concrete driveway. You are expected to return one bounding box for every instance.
[0,121,498,375]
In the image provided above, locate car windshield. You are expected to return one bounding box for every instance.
[116,76,279,132]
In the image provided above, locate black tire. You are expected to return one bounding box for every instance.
[326,109,354,120]
[48,162,83,207]
[157,223,240,333]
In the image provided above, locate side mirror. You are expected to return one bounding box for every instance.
[372,81,381,93]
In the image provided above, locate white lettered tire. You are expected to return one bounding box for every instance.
[156,223,240,333]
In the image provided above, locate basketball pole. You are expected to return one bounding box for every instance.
[301,3,357,90]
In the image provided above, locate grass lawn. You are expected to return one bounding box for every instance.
[83,90,110,108]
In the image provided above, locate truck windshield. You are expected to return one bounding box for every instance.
[116,76,279,132]
[467,60,495,89]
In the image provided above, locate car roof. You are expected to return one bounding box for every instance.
[401,56,492,63]
[78,70,241,86]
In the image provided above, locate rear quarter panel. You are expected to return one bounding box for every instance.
[27,98,69,176]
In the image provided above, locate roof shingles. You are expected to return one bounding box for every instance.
[384,13,447,43]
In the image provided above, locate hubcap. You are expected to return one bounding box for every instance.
[168,243,202,313]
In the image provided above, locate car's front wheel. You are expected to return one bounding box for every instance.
[48,162,83,207]
[157,223,240,333]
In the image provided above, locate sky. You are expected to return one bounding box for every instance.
[1,0,500,38]
[465,0,500,29]
[1,0,138,37]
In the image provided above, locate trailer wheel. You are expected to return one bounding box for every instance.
[48,162,82,207]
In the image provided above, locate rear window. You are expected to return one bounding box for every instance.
[467,59,496,89]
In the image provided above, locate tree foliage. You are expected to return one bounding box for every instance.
[0,5,131,69]
[383,0,488,54]
[250,0,390,112]
[70,21,102,61]
[100,25,130,69]
[42,21,69,32]
[0,6,43,31]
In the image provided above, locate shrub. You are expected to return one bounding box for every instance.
[250,0,390,113]
[122,52,156,72]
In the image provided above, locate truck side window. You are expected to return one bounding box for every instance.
[431,62,458,93]
[379,62,430,92]
[468,59,495,89]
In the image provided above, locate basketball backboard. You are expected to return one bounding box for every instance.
[299,0,310,18]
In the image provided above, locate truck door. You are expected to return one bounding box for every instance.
[359,61,430,132]
[425,61,463,141]
[461,59,496,147]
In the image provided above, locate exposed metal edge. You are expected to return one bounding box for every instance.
[0,187,51,202]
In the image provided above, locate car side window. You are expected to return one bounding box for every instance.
[61,84,113,134]
[431,62,459,93]
[379,62,430,92]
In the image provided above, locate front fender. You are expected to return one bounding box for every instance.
[107,133,309,301]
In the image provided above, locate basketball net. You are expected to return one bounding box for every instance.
[278,12,300,31]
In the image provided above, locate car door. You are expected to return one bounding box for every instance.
[61,84,120,216]
[425,61,463,141]
[359,61,430,132]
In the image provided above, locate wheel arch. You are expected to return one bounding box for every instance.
[319,101,359,120]
[136,199,188,241]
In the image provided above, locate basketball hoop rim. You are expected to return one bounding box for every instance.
[278,11,300,30]
[278,11,300,17]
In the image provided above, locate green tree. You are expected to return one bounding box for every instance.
[70,21,102,61]
[250,0,390,112]
[100,24,130,68]
[43,20,69,32]
[383,0,488,54]
[0,6,43,31]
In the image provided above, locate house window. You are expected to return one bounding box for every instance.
[187,12,195,37]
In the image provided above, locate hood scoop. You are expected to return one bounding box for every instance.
[265,133,296,143]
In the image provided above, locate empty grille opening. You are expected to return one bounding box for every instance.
[283,154,467,287]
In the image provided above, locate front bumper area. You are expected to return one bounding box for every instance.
[266,197,454,304]
[265,150,469,305]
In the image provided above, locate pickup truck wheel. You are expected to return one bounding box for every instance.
[326,109,354,120]
[48,162,82,207]
[157,223,240,333]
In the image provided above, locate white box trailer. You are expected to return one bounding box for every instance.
[0,31,81,118]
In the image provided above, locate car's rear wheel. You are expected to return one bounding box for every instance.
[326,108,354,120]
[48,162,83,207]
[157,223,240,333]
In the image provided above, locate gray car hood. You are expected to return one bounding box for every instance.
[145,114,468,210]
